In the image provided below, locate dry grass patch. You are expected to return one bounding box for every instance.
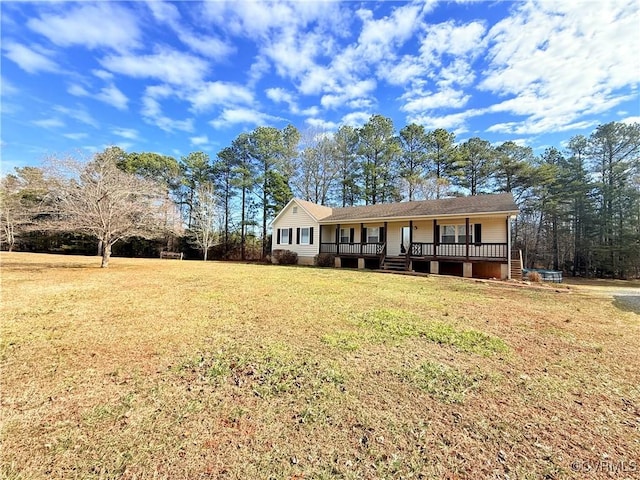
[1,253,639,479]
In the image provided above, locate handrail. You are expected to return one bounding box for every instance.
[379,242,386,267]
[408,242,508,259]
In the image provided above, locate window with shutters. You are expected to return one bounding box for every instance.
[280,228,289,244]
[441,225,473,244]
[367,227,380,243]
[300,227,310,245]
[340,228,350,243]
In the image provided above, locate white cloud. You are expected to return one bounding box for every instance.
[407,110,479,133]
[265,87,319,116]
[1,76,19,96]
[68,84,90,97]
[210,108,279,129]
[27,3,141,51]
[146,1,234,60]
[63,132,89,140]
[419,20,486,59]
[190,81,254,111]
[141,85,194,133]
[401,88,470,112]
[341,111,371,127]
[100,48,210,87]
[34,118,65,129]
[305,118,339,130]
[92,69,114,81]
[112,128,138,140]
[621,116,640,125]
[3,42,58,74]
[96,84,128,110]
[53,105,99,128]
[266,87,295,105]
[479,0,640,135]
[190,135,210,146]
[320,79,377,110]
[68,81,128,110]
[180,33,236,60]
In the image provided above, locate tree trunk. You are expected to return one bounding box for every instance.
[101,242,112,268]
[97,240,103,256]
[203,248,208,261]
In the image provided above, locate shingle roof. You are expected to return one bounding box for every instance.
[295,198,333,220]
[317,193,518,223]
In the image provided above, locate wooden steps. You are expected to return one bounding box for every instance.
[511,250,523,280]
[382,256,407,272]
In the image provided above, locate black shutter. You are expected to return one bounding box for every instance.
[277,228,281,244]
[435,225,440,246]
[289,228,293,244]
[362,227,367,243]
[474,224,482,245]
[296,227,300,244]
[310,227,314,245]
[349,228,355,243]
[379,227,385,243]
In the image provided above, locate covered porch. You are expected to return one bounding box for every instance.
[318,215,513,279]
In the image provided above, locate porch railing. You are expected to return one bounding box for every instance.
[409,242,508,260]
[320,242,385,256]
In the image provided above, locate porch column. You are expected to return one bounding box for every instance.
[360,222,364,256]
[358,258,365,269]
[433,219,438,259]
[465,217,470,259]
[336,223,340,256]
[507,216,512,280]
[430,261,439,274]
[383,221,388,255]
[318,225,322,255]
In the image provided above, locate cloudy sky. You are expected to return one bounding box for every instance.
[2,0,639,171]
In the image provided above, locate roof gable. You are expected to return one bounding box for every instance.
[270,198,333,226]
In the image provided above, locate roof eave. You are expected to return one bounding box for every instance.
[318,209,520,224]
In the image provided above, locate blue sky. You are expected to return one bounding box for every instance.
[2,0,639,173]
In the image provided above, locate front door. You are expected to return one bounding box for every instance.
[401,226,411,254]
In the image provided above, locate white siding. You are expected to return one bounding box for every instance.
[271,201,320,263]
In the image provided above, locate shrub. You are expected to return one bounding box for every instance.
[528,271,542,283]
[272,249,298,265]
[315,252,335,267]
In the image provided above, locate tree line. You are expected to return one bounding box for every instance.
[1,116,638,277]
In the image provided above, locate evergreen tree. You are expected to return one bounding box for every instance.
[398,123,429,201]
[358,115,401,205]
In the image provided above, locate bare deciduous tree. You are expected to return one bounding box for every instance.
[47,149,169,267]
[189,182,220,261]
[0,167,50,251]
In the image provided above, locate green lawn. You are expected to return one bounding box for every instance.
[1,253,638,479]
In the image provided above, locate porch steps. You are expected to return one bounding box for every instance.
[511,250,523,280]
[382,256,408,272]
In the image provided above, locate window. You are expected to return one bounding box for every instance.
[280,228,289,244]
[292,206,298,214]
[441,225,473,244]
[340,228,350,243]
[300,227,310,244]
[442,225,456,243]
[457,224,467,244]
[367,227,380,243]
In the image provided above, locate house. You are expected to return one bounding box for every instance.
[270,193,520,280]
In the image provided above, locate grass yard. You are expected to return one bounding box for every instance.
[1,253,639,479]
